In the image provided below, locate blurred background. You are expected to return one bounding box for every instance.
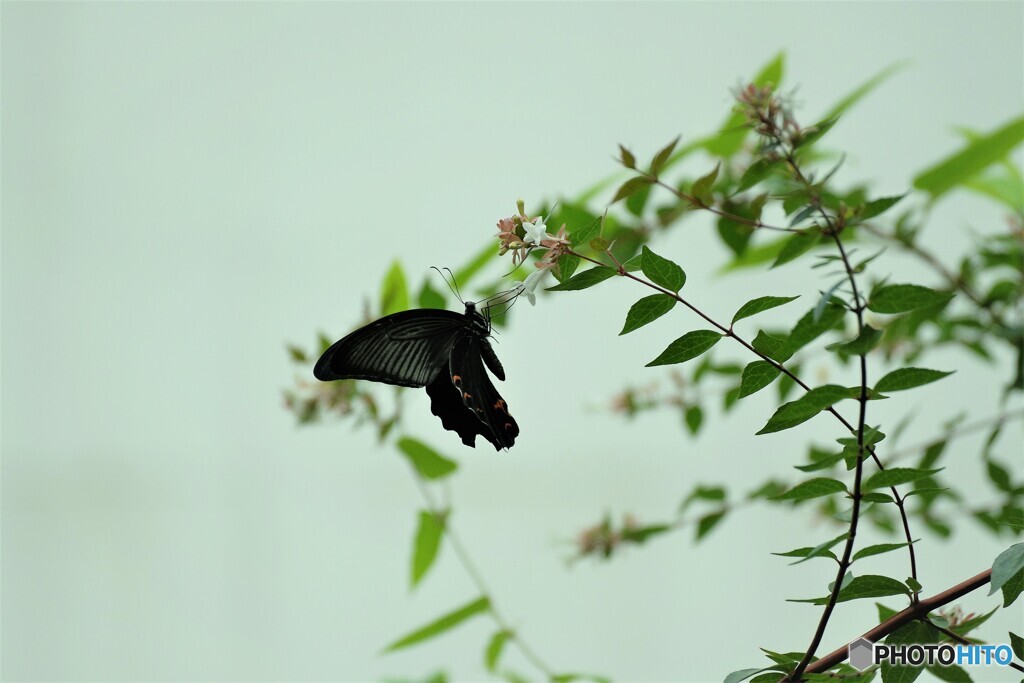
[3,3,1022,681]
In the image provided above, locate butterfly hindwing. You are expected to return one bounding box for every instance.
[313,309,467,388]
[426,334,518,451]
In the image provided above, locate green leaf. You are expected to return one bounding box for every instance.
[752,331,791,362]
[757,385,856,435]
[646,330,723,367]
[881,620,935,683]
[690,163,721,205]
[650,136,680,177]
[397,437,458,480]
[738,361,782,398]
[737,157,781,192]
[868,284,953,314]
[828,325,882,356]
[785,303,847,357]
[773,534,846,565]
[852,542,912,562]
[821,61,907,122]
[860,193,908,220]
[484,630,510,672]
[287,345,308,363]
[863,467,942,491]
[417,281,447,310]
[383,596,490,652]
[989,543,1024,596]
[795,117,839,150]
[612,176,653,204]
[914,115,1024,200]
[875,368,954,393]
[1001,564,1024,606]
[620,294,677,335]
[411,510,445,588]
[685,405,703,434]
[723,668,767,683]
[380,260,410,316]
[771,477,848,501]
[570,217,602,247]
[925,663,971,682]
[547,266,617,291]
[618,144,636,169]
[641,245,686,292]
[1010,631,1024,661]
[772,229,822,268]
[452,242,496,291]
[732,295,800,325]
[696,510,727,540]
[555,253,580,282]
[794,575,910,606]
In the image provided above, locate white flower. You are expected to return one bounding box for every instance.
[522,217,552,246]
[520,268,550,306]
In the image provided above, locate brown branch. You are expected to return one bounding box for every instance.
[801,569,993,676]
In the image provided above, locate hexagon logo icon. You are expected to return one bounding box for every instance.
[848,637,874,671]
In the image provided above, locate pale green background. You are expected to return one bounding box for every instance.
[3,2,1023,682]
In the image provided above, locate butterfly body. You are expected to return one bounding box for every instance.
[314,303,518,450]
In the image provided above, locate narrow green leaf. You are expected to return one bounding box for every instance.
[650,135,680,177]
[287,345,308,363]
[411,510,445,588]
[485,630,511,672]
[691,163,721,205]
[737,157,781,192]
[1001,565,1024,606]
[828,325,882,356]
[696,510,727,540]
[989,543,1024,596]
[863,467,942,491]
[732,295,800,324]
[874,368,954,393]
[380,260,410,316]
[794,575,910,606]
[772,230,822,268]
[620,294,677,335]
[771,478,848,502]
[724,668,767,683]
[860,193,909,220]
[397,437,458,480]
[757,385,856,435]
[547,266,617,292]
[641,245,686,292]
[646,330,723,367]
[868,284,953,314]
[383,596,490,652]
[570,216,602,247]
[852,542,911,562]
[795,117,839,150]
[738,361,782,398]
[914,115,1024,200]
[452,242,496,289]
[821,61,907,122]
[612,176,653,204]
[618,144,636,169]
[785,303,846,356]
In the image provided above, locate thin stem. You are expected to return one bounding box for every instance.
[409,472,556,679]
[651,177,795,233]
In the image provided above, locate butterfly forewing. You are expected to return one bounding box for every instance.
[313,309,467,388]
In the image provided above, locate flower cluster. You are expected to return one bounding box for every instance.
[735,82,803,150]
[496,201,573,304]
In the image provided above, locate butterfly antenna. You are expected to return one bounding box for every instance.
[430,266,465,304]
[443,267,464,303]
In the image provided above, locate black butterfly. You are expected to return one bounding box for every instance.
[313,300,519,451]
